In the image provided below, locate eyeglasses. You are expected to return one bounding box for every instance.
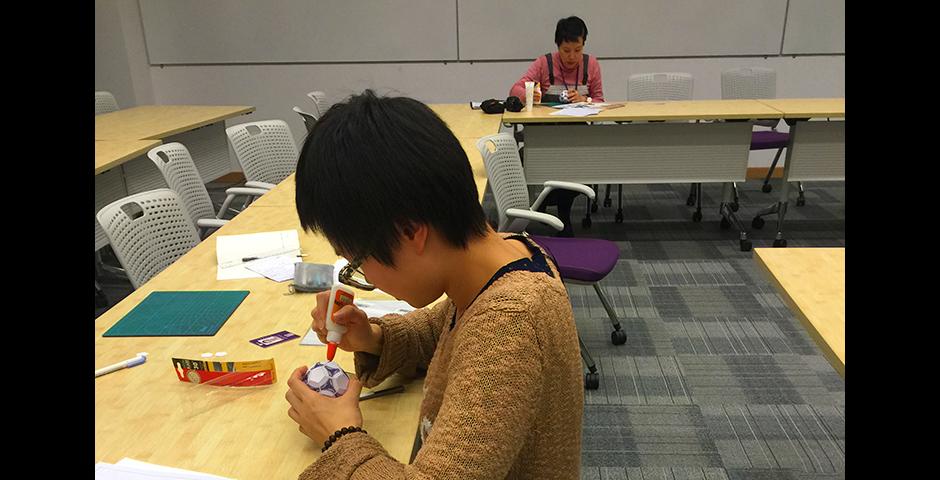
[338,257,375,291]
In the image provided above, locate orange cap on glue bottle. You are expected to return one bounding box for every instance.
[325,283,356,361]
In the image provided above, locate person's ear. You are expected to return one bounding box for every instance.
[399,222,429,255]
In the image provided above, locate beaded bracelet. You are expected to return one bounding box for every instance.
[322,426,367,452]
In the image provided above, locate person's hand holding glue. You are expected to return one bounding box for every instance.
[310,286,383,356]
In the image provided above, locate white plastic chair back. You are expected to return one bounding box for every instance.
[96,189,200,289]
[225,120,299,185]
[292,106,318,134]
[147,143,217,229]
[721,67,776,99]
[307,91,328,117]
[95,91,119,115]
[722,67,778,128]
[627,73,694,101]
[476,133,534,232]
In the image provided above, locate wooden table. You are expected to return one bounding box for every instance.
[95,202,424,478]
[503,99,787,251]
[95,140,163,175]
[502,99,782,123]
[95,105,255,191]
[749,98,845,247]
[754,248,845,376]
[757,98,845,119]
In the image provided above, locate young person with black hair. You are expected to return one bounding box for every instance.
[284,90,583,479]
[510,16,606,237]
[510,16,605,104]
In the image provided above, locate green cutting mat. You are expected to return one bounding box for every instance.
[103,291,250,337]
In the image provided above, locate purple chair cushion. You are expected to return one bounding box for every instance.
[530,235,619,283]
[751,130,790,150]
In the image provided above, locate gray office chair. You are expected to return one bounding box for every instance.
[95,91,119,115]
[721,67,804,206]
[148,142,269,238]
[96,189,201,289]
[602,73,694,223]
[225,120,299,189]
[292,106,319,134]
[306,91,329,117]
[477,133,627,389]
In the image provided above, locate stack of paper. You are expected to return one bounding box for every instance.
[216,230,302,280]
[95,458,232,479]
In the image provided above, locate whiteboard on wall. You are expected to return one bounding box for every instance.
[782,0,845,54]
[139,0,458,64]
[458,0,788,60]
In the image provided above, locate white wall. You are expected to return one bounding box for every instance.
[95,0,154,107]
[95,1,844,169]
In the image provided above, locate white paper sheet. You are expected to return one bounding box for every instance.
[550,102,609,108]
[95,458,232,480]
[300,300,416,346]
[244,254,301,282]
[550,107,601,117]
[216,230,301,280]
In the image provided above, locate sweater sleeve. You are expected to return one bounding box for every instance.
[352,300,449,388]
[509,57,546,100]
[300,299,544,479]
[588,56,604,102]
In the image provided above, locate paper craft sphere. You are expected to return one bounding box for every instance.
[304,361,350,397]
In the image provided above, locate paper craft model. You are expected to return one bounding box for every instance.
[304,361,350,397]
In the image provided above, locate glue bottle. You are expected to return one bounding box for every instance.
[325,283,356,361]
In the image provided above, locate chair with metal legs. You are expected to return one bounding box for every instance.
[477,133,627,390]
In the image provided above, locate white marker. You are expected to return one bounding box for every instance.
[95,352,148,378]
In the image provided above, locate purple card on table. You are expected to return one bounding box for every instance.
[250,330,300,348]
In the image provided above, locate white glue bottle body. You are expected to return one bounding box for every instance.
[325,283,356,360]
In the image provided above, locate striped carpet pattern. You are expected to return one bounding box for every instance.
[485,180,845,480]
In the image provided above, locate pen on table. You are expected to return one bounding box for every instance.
[359,385,405,401]
[242,254,308,262]
[95,352,148,378]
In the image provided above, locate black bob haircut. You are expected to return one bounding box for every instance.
[555,16,588,46]
[295,89,488,267]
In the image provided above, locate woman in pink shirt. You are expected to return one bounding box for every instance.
[510,16,604,237]
[510,16,604,105]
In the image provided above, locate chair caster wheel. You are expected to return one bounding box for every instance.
[740,239,752,252]
[582,217,592,229]
[773,238,788,248]
[611,329,627,345]
[615,212,624,223]
[762,184,773,193]
[585,372,600,390]
[751,217,765,229]
[603,198,612,207]
[730,202,739,212]
[720,217,732,230]
[796,198,805,207]
[692,211,702,222]
[686,196,696,207]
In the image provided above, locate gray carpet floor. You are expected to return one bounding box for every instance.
[95,179,845,479]
[494,180,845,480]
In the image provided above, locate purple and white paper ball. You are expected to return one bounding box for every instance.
[304,361,350,397]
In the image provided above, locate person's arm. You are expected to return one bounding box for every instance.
[509,57,546,100]
[353,300,450,388]
[588,56,604,102]
[300,301,543,479]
